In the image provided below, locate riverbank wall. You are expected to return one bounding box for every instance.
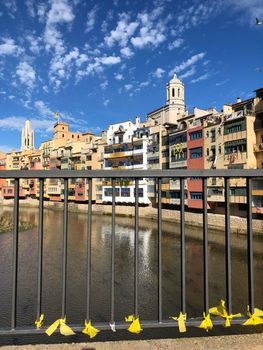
[1,198,262,236]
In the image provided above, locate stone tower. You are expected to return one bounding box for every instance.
[21,120,34,151]
[166,73,185,114]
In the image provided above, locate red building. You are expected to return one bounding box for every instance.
[187,125,204,209]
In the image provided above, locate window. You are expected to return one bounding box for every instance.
[62,127,64,130]
[224,120,246,134]
[230,187,246,196]
[121,188,130,197]
[211,129,216,142]
[189,147,202,158]
[224,139,246,154]
[62,134,64,138]
[104,188,120,197]
[228,164,244,169]
[190,177,202,180]
[134,188,144,197]
[219,146,222,154]
[86,155,92,161]
[206,148,209,156]
[190,192,203,200]
[178,88,180,97]
[189,130,202,140]
[172,88,175,97]
[72,135,74,138]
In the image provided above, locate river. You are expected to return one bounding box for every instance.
[0,206,262,330]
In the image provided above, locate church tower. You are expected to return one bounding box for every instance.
[21,120,34,151]
[166,73,185,114]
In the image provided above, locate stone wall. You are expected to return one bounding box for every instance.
[0,198,262,235]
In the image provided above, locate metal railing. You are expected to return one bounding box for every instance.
[0,169,262,338]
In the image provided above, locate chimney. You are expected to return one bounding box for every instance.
[236,97,241,103]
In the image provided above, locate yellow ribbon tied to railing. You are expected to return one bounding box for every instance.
[82,320,100,339]
[45,318,75,336]
[170,312,187,333]
[125,315,143,334]
[209,299,242,327]
[35,314,44,329]
[197,312,213,332]
[243,307,263,326]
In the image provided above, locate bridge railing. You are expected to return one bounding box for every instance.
[0,169,262,338]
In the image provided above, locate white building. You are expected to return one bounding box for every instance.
[102,117,150,204]
[21,120,34,151]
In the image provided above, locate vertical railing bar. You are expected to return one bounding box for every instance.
[158,177,162,323]
[110,178,116,324]
[86,178,92,321]
[180,178,186,314]
[36,178,44,321]
[61,178,68,319]
[11,178,19,330]
[202,178,209,314]
[224,177,232,314]
[246,177,254,312]
[134,178,139,317]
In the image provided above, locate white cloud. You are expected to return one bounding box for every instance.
[168,38,184,51]
[86,5,98,33]
[120,47,134,58]
[125,84,133,91]
[99,56,121,65]
[140,81,150,87]
[227,0,263,23]
[103,99,110,106]
[152,67,165,78]
[2,0,17,19]
[34,100,53,116]
[0,38,22,56]
[47,0,74,25]
[114,73,124,80]
[169,52,206,75]
[100,80,108,90]
[25,0,35,17]
[0,116,53,133]
[16,62,36,89]
[179,66,196,79]
[191,72,210,84]
[25,34,42,55]
[104,13,139,47]
[37,2,47,22]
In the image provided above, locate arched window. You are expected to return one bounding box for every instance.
[178,88,180,97]
[172,88,175,97]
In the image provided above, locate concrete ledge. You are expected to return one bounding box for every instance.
[1,334,263,350]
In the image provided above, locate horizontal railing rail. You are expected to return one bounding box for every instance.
[0,169,262,341]
[0,169,262,178]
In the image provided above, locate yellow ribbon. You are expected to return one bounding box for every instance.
[243,307,263,326]
[82,320,100,339]
[209,299,242,327]
[35,314,44,328]
[171,312,187,333]
[45,318,75,336]
[125,315,143,334]
[197,312,213,332]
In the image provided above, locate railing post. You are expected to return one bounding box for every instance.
[180,178,186,314]
[11,178,19,330]
[86,178,92,321]
[134,178,139,318]
[246,177,254,312]
[36,178,44,322]
[202,178,209,314]
[224,177,232,313]
[110,178,115,324]
[158,177,162,323]
[61,178,68,319]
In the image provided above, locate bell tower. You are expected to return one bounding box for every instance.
[21,120,34,151]
[166,73,185,114]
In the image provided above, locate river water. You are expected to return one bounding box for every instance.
[0,206,262,329]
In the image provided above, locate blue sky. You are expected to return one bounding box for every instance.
[0,0,262,151]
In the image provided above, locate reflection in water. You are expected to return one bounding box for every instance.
[0,206,262,329]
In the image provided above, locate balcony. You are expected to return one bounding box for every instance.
[254,143,263,152]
